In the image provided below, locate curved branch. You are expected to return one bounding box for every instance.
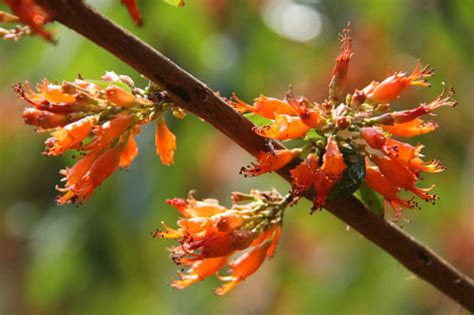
[38,0,474,310]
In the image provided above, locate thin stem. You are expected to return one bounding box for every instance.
[37,0,474,311]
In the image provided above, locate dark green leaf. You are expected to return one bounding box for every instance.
[357,181,385,217]
[328,147,366,201]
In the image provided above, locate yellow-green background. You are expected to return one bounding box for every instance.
[0,0,472,314]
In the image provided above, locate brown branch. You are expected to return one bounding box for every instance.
[38,0,474,310]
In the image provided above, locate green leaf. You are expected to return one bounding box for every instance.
[304,129,325,143]
[357,181,385,217]
[85,80,132,93]
[328,147,366,201]
[244,113,272,127]
[164,0,185,7]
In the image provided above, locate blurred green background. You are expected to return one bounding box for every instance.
[0,0,473,314]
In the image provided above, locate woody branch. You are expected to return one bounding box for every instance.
[38,0,474,311]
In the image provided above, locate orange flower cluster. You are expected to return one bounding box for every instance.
[231,27,456,218]
[1,0,143,41]
[17,72,182,205]
[154,190,286,295]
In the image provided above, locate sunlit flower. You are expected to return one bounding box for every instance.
[234,25,455,217]
[364,62,434,104]
[254,113,310,140]
[329,25,352,101]
[240,148,301,177]
[230,93,297,119]
[17,74,184,204]
[155,115,177,165]
[364,162,413,219]
[4,0,53,41]
[155,190,288,294]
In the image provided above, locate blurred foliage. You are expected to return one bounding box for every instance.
[0,0,473,314]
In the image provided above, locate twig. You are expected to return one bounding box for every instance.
[38,0,474,310]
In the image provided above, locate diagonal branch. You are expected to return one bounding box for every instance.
[38,0,474,310]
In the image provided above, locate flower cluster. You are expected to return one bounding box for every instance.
[232,27,456,219]
[154,190,287,295]
[1,0,143,41]
[17,72,183,205]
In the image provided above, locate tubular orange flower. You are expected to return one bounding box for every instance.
[84,114,134,150]
[329,25,352,101]
[171,256,230,289]
[231,93,297,119]
[22,107,68,129]
[57,145,123,205]
[18,74,184,204]
[119,131,139,169]
[45,116,97,156]
[240,148,301,177]
[365,163,413,219]
[382,138,445,173]
[381,119,438,137]
[365,62,434,104]
[155,115,177,165]
[4,0,54,41]
[254,114,311,140]
[290,153,319,193]
[361,127,386,149]
[157,190,288,294]
[313,136,347,209]
[370,155,436,201]
[286,93,325,128]
[105,85,136,107]
[215,240,272,295]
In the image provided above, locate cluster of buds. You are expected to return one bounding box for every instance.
[231,27,456,219]
[1,0,143,42]
[154,190,287,295]
[16,72,184,205]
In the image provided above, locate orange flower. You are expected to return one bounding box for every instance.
[371,155,436,201]
[381,119,438,137]
[119,130,140,169]
[365,62,433,104]
[368,87,456,126]
[286,93,325,128]
[290,153,319,193]
[240,148,301,177]
[382,138,445,173]
[361,127,386,149]
[329,26,352,101]
[157,190,287,294]
[365,163,412,219]
[231,94,297,119]
[313,136,346,209]
[254,114,310,140]
[105,85,136,107]
[171,256,230,289]
[121,0,143,26]
[57,145,123,205]
[155,115,177,165]
[215,240,272,295]
[4,0,54,42]
[84,114,134,150]
[22,108,68,129]
[45,116,97,156]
